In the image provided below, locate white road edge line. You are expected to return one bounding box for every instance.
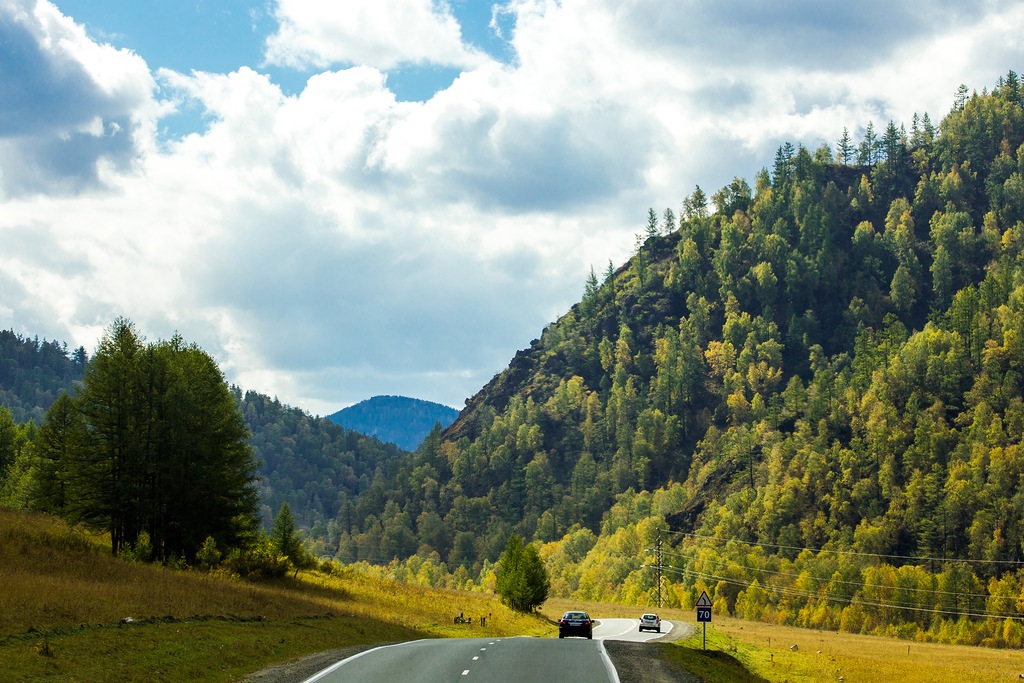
[300,640,428,683]
[639,620,675,640]
[598,619,639,640]
[597,638,621,683]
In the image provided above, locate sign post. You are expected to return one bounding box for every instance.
[695,590,712,651]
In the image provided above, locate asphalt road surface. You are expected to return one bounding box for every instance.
[593,617,675,643]
[299,619,678,683]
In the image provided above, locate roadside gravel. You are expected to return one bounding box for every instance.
[243,643,387,683]
[605,620,702,683]
[243,621,701,683]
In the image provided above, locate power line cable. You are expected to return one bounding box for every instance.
[664,528,1024,566]
[661,565,1023,621]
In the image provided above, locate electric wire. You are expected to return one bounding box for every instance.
[663,528,1024,566]
[655,549,999,602]
[659,564,1024,621]
[642,528,1024,623]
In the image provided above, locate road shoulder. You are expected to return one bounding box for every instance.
[242,642,393,683]
[603,621,701,683]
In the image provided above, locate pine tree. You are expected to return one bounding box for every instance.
[271,502,304,566]
[0,406,17,476]
[73,317,146,555]
[496,534,549,612]
[955,83,969,110]
[773,142,795,185]
[837,127,854,164]
[645,208,660,240]
[682,185,708,220]
[62,318,259,560]
[32,392,84,515]
[662,207,676,235]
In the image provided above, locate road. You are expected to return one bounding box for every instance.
[593,617,675,643]
[300,618,677,683]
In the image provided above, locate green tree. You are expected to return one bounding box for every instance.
[32,392,84,514]
[72,317,146,554]
[63,318,260,561]
[662,207,676,236]
[890,263,916,313]
[645,208,660,240]
[496,534,549,612]
[196,535,222,570]
[837,127,854,164]
[0,406,19,479]
[858,122,879,165]
[682,185,708,220]
[271,501,304,565]
[0,413,36,509]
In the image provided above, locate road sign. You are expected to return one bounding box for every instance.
[695,590,712,650]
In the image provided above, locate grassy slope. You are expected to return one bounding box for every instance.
[693,614,1024,683]
[0,509,548,682]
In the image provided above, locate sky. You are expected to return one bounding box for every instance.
[1,0,1022,416]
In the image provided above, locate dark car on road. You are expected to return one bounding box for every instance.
[558,611,594,639]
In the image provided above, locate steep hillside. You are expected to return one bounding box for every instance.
[239,391,408,529]
[333,73,1024,583]
[327,395,459,450]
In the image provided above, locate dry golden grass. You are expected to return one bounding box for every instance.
[0,509,338,635]
[709,614,1024,682]
[0,509,548,682]
[541,594,1024,682]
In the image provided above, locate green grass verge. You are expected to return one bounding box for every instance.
[4,615,425,683]
[659,625,768,683]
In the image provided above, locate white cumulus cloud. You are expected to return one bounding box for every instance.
[2,0,1024,414]
[264,0,489,71]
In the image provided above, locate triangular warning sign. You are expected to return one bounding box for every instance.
[695,590,712,608]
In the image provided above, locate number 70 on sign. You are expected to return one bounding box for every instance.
[695,590,712,650]
[695,590,712,623]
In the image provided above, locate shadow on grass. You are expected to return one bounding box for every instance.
[1,612,434,683]
[660,643,770,683]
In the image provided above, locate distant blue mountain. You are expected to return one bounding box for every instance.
[326,395,460,451]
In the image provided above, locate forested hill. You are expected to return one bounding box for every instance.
[241,391,408,529]
[327,395,460,451]
[0,330,87,423]
[330,73,1024,584]
[0,334,407,533]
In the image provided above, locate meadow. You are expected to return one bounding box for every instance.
[0,509,548,682]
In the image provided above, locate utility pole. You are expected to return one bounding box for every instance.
[656,529,663,608]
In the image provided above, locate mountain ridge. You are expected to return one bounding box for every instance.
[328,395,460,451]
